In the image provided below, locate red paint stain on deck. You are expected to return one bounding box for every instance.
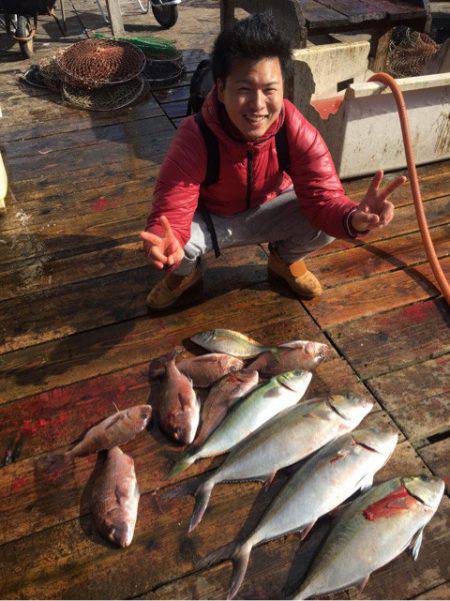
[401,303,430,324]
[21,413,69,437]
[92,196,109,212]
[311,96,344,120]
[91,196,121,212]
[11,476,29,493]
[363,485,415,520]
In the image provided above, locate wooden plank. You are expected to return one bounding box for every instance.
[310,195,450,259]
[0,437,426,599]
[343,161,450,206]
[305,256,450,328]
[0,97,164,142]
[418,438,450,493]
[328,299,450,379]
[0,361,389,547]
[5,120,174,183]
[0,284,321,404]
[314,0,386,22]
[0,245,269,354]
[309,225,449,289]
[414,582,450,599]
[0,176,155,236]
[105,0,125,35]
[162,100,189,120]
[368,355,450,442]
[4,115,174,160]
[0,241,146,301]
[299,0,349,28]
[153,86,191,104]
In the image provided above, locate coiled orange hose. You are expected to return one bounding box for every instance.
[368,72,450,305]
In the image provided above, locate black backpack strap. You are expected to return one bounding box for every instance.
[194,112,221,258]
[194,112,220,187]
[275,121,290,174]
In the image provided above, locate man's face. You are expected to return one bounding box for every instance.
[217,57,284,141]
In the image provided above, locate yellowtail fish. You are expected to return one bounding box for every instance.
[294,475,444,599]
[190,329,276,358]
[167,370,312,479]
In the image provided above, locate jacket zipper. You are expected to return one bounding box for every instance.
[246,149,253,210]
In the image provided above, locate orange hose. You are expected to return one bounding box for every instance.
[368,72,450,305]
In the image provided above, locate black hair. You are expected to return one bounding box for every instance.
[211,12,292,84]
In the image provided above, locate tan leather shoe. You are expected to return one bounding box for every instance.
[146,268,203,309]
[268,247,322,299]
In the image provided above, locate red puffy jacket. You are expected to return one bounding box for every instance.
[146,87,359,246]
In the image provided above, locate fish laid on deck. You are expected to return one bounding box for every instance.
[158,350,200,445]
[90,446,140,548]
[65,405,152,458]
[168,369,312,478]
[190,394,374,533]
[247,341,332,375]
[294,475,445,599]
[192,368,259,448]
[148,351,245,387]
[190,329,279,358]
[200,427,397,598]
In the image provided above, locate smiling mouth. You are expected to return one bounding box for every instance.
[244,115,268,125]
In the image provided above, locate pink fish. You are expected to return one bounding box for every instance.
[90,446,139,547]
[193,369,259,449]
[66,405,152,458]
[247,341,332,376]
[158,351,200,444]
[149,351,244,387]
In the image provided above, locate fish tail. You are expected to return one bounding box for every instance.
[35,450,72,482]
[148,347,183,379]
[166,451,197,479]
[196,540,237,570]
[188,478,215,532]
[228,541,253,599]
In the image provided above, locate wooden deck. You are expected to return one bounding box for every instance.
[0,2,449,599]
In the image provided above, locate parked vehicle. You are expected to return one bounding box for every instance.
[150,0,181,29]
[0,0,59,58]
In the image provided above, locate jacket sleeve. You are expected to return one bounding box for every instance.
[146,117,206,246]
[286,102,361,239]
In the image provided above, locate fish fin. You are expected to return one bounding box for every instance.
[105,414,123,430]
[299,520,316,541]
[358,472,374,492]
[196,541,236,570]
[263,471,277,491]
[228,541,253,599]
[112,401,120,414]
[409,527,424,561]
[166,451,197,480]
[304,341,316,356]
[148,349,178,379]
[189,479,215,533]
[357,574,370,593]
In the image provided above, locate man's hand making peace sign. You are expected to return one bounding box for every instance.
[351,170,407,233]
[140,216,184,270]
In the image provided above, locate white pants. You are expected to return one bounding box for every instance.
[174,188,334,276]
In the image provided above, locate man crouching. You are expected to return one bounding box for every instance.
[141,13,405,309]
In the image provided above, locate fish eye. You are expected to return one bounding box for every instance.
[420,475,430,482]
